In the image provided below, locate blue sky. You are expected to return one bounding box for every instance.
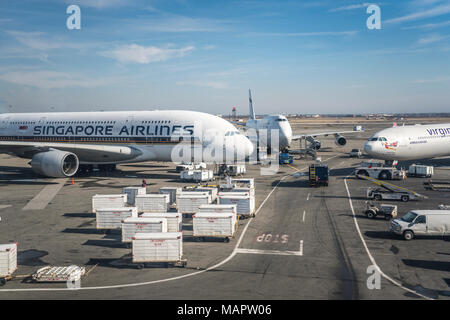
[0,0,449,114]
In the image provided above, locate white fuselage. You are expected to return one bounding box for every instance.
[245,115,293,150]
[364,123,450,161]
[0,110,253,164]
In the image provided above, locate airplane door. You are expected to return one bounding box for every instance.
[0,116,10,132]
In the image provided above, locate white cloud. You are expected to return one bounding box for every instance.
[417,33,448,45]
[415,76,450,83]
[385,3,450,24]
[403,20,450,29]
[101,44,194,64]
[66,0,131,9]
[176,80,229,89]
[329,3,374,12]
[0,70,116,89]
[243,31,358,37]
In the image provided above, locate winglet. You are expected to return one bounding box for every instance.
[249,89,256,120]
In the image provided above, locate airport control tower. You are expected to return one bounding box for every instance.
[232,106,237,119]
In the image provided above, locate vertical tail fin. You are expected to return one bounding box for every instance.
[249,89,256,120]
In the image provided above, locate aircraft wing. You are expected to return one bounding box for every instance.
[292,129,363,141]
[0,141,143,162]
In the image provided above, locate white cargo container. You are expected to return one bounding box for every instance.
[96,207,138,229]
[177,191,212,203]
[193,170,214,182]
[0,243,17,280]
[219,194,255,217]
[231,187,255,198]
[122,217,168,243]
[92,194,127,213]
[135,194,169,213]
[195,187,218,203]
[193,212,237,239]
[159,187,181,205]
[132,232,185,266]
[198,204,237,215]
[141,212,183,232]
[177,194,211,214]
[122,187,146,205]
[408,164,433,178]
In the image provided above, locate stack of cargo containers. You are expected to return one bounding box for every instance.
[140,212,183,232]
[177,193,211,214]
[121,217,168,243]
[132,232,185,267]
[159,187,181,205]
[96,207,138,230]
[92,194,127,213]
[122,187,146,205]
[135,194,169,213]
[0,243,17,284]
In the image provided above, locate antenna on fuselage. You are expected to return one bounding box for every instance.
[249,89,256,120]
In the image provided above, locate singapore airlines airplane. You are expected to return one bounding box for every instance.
[243,89,361,152]
[364,123,450,161]
[0,110,254,177]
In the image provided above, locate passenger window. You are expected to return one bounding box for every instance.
[415,215,426,224]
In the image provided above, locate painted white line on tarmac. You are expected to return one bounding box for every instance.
[0,205,11,210]
[236,240,303,257]
[22,179,67,211]
[344,176,433,300]
[302,210,306,222]
[306,193,310,201]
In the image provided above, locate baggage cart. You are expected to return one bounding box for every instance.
[32,265,86,282]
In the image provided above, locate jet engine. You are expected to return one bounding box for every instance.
[334,134,347,146]
[308,139,321,151]
[30,150,79,177]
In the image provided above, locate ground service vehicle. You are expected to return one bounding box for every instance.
[364,202,397,220]
[349,149,363,158]
[390,210,450,240]
[358,174,426,202]
[309,163,329,187]
[279,152,294,164]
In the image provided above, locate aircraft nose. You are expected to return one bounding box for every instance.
[364,141,373,154]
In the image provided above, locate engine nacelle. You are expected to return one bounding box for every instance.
[30,150,79,177]
[334,135,347,146]
[308,140,321,151]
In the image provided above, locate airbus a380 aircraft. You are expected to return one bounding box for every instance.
[364,123,450,161]
[0,110,253,177]
[243,90,361,152]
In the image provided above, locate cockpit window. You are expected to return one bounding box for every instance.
[276,118,287,122]
[370,137,387,141]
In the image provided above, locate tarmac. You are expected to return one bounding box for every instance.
[0,121,449,300]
